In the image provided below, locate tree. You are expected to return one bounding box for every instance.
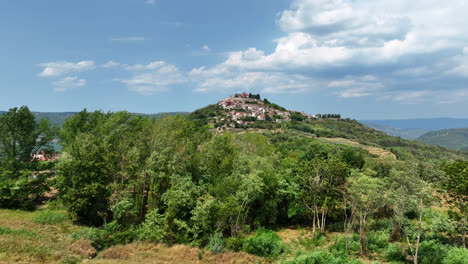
[0,106,57,172]
[0,106,57,208]
[443,160,468,248]
[388,163,434,264]
[347,172,387,256]
[298,158,349,238]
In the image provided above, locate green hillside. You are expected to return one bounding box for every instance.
[1,102,468,264]
[189,103,467,162]
[417,128,468,150]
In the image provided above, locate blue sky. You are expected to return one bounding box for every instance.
[1,0,468,119]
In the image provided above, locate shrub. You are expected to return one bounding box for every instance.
[225,235,246,252]
[368,230,389,253]
[297,232,326,251]
[111,198,137,226]
[206,232,225,254]
[137,209,166,242]
[443,247,468,264]
[384,243,406,262]
[33,210,68,225]
[328,234,360,255]
[242,228,285,258]
[418,240,448,264]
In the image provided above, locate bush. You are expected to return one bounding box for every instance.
[206,232,225,254]
[33,210,68,225]
[297,232,326,251]
[443,247,468,264]
[242,228,285,258]
[111,198,137,226]
[418,240,448,264]
[225,235,246,252]
[137,209,166,242]
[368,230,389,253]
[384,243,406,262]
[328,234,360,254]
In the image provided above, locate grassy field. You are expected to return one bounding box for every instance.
[0,209,263,264]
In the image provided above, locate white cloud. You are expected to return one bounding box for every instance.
[330,75,383,98]
[145,0,155,5]
[123,61,166,71]
[102,61,120,68]
[202,45,211,52]
[186,0,468,99]
[119,62,186,95]
[110,37,146,42]
[52,76,86,92]
[39,60,95,77]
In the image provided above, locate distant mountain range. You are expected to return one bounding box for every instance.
[361,118,468,140]
[417,128,468,151]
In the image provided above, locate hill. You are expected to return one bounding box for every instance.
[2,96,468,264]
[189,96,467,162]
[360,122,431,139]
[361,117,468,130]
[417,128,468,150]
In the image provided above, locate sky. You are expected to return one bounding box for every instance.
[1,0,468,119]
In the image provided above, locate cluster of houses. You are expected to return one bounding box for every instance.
[31,151,60,162]
[217,92,316,126]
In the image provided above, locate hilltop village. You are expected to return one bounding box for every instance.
[216,92,321,128]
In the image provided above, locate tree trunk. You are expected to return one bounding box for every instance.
[414,201,423,264]
[321,208,327,233]
[312,210,316,239]
[359,214,368,256]
[390,213,401,242]
[462,216,466,248]
[343,196,349,253]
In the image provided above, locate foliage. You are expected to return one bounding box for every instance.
[0,106,57,209]
[384,243,406,262]
[418,240,448,264]
[242,228,286,257]
[443,247,468,264]
[206,232,225,254]
[137,209,166,242]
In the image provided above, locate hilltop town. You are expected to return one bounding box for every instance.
[213,92,340,129]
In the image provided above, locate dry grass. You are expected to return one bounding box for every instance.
[0,209,264,264]
[90,242,264,264]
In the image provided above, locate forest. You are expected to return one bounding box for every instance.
[0,105,467,264]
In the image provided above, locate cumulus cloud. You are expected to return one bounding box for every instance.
[186,0,468,100]
[39,60,95,77]
[145,0,155,5]
[119,61,186,95]
[52,76,86,92]
[202,45,211,52]
[330,75,383,98]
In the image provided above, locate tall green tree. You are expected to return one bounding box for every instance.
[0,106,57,208]
[347,172,387,256]
[443,160,468,248]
